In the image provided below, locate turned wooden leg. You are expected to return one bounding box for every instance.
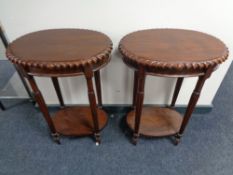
[0,101,5,110]
[174,68,213,145]
[51,77,65,108]
[132,70,139,108]
[94,70,102,108]
[132,68,146,145]
[170,77,184,107]
[27,75,60,144]
[84,66,101,145]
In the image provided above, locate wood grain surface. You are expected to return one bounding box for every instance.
[127,107,182,137]
[119,29,228,76]
[6,29,113,76]
[52,106,108,136]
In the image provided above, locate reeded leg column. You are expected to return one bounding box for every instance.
[51,77,65,108]
[174,68,213,145]
[170,77,184,107]
[94,70,102,108]
[84,66,101,145]
[27,75,60,144]
[132,70,139,108]
[0,101,5,110]
[132,68,146,145]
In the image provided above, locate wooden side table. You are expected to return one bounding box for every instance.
[119,29,228,145]
[6,29,112,145]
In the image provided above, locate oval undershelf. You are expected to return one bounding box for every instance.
[52,106,108,136]
[126,107,183,137]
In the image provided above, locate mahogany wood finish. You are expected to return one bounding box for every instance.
[119,29,228,77]
[119,29,228,145]
[6,29,112,144]
[27,75,60,143]
[52,106,108,136]
[51,77,65,108]
[94,70,102,108]
[174,67,213,145]
[6,29,112,76]
[132,70,139,108]
[133,68,146,144]
[84,65,101,143]
[127,107,182,137]
[170,77,184,107]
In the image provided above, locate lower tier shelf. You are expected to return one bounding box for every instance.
[126,107,183,137]
[52,106,108,136]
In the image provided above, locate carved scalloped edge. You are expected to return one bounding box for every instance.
[118,29,229,71]
[6,44,113,70]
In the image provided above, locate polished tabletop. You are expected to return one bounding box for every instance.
[119,29,228,76]
[6,29,112,76]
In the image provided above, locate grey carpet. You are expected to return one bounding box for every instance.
[0,64,233,175]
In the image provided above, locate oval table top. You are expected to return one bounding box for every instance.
[6,29,113,76]
[119,29,228,77]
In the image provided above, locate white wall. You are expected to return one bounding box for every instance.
[0,0,232,105]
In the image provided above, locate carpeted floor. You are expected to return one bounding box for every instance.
[0,64,233,175]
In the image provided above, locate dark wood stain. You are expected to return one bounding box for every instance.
[6,29,113,144]
[119,29,228,145]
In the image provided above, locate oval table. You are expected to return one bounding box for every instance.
[6,29,112,145]
[119,29,228,145]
